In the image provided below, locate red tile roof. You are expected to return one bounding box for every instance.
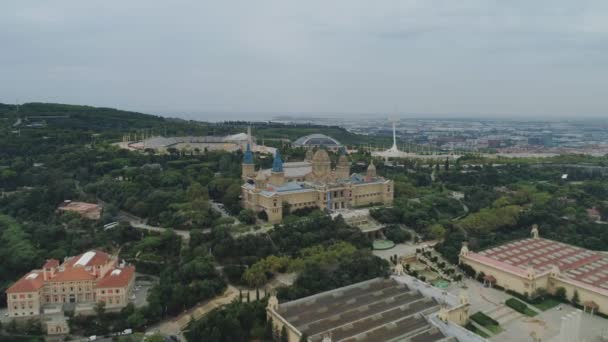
[6,271,45,293]
[64,250,112,268]
[96,266,135,288]
[43,259,60,269]
[48,267,96,282]
[470,237,608,291]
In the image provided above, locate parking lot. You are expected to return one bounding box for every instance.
[132,274,157,308]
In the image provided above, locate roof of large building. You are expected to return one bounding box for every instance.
[293,134,341,147]
[469,237,608,291]
[43,259,60,269]
[96,266,136,288]
[6,271,45,293]
[261,161,312,179]
[47,267,97,282]
[273,278,447,342]
[64,250,113,268]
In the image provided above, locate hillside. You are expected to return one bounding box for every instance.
[0,102,394,147]
[1,102,167,131]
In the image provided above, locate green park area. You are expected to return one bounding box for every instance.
[1,102,608,341]
[469,311,503,336]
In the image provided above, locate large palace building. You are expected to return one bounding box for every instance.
[460,225,608,315]
[5,250,135,318]
[241,146,394,224]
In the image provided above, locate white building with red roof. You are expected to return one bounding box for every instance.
[6,250,135,318]
[460,225,608,315]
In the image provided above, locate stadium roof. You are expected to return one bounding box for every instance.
[293,134,341,147]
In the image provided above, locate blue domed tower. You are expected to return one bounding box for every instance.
[241,143,255,180]
[270,150,285,186]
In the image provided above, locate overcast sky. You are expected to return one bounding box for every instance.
[1,1,607,119]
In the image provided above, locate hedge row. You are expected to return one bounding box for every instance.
[470,311,499,327]
[505,298,528,314]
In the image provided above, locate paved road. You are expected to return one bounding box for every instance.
[130,222,192,240]
[146,285,241,341]
[211,201,240,225]
[114,209,195,240]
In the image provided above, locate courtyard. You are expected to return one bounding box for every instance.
[449,278,608,341]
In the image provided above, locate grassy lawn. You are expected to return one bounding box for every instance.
[465,323,491,338]
[485,324,504,334]
[531,297,561,311]
[506,298,539,317]
[523,307,538,317]
[470,311,503,336]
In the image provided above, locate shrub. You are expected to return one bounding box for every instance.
[459,263,476,278]
[384,225,411,243]
[470,312,499,327]
[506,298,528,313]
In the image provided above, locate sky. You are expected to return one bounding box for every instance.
[1,1,607,119]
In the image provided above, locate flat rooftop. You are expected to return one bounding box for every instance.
[275,278,449,342]
[473,238,608,291]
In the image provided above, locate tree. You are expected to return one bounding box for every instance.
[281,326,289,342]
[534,287,548,300]
[571,289,580,305]
[555,287,567,301]
[238,209,257,225]
[94,300,106,320]
[265,317,274,340]
[384,225,411,244]
[127,310,147,329]
[429,224,446,240]
[6,319,18,333]
[145,334,165,342]
[300,333,309,342]
[257,210,269,221]
[444,158,450,171]
[25,318,43,335]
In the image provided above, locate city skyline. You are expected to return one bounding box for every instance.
[1,0,608,118]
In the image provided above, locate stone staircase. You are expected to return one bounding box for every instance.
[485,304,522,325]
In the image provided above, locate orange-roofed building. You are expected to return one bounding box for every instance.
[5,250,135,318]
[95,266,136,309]
[6,271,45,318]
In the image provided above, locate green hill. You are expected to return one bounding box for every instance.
[1,102,167,131]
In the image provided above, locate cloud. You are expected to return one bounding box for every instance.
[0,0,607,117]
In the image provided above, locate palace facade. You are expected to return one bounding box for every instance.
[241,146,393,224]
[6,250,135,318]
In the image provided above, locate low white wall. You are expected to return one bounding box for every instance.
[392,274,458,307]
